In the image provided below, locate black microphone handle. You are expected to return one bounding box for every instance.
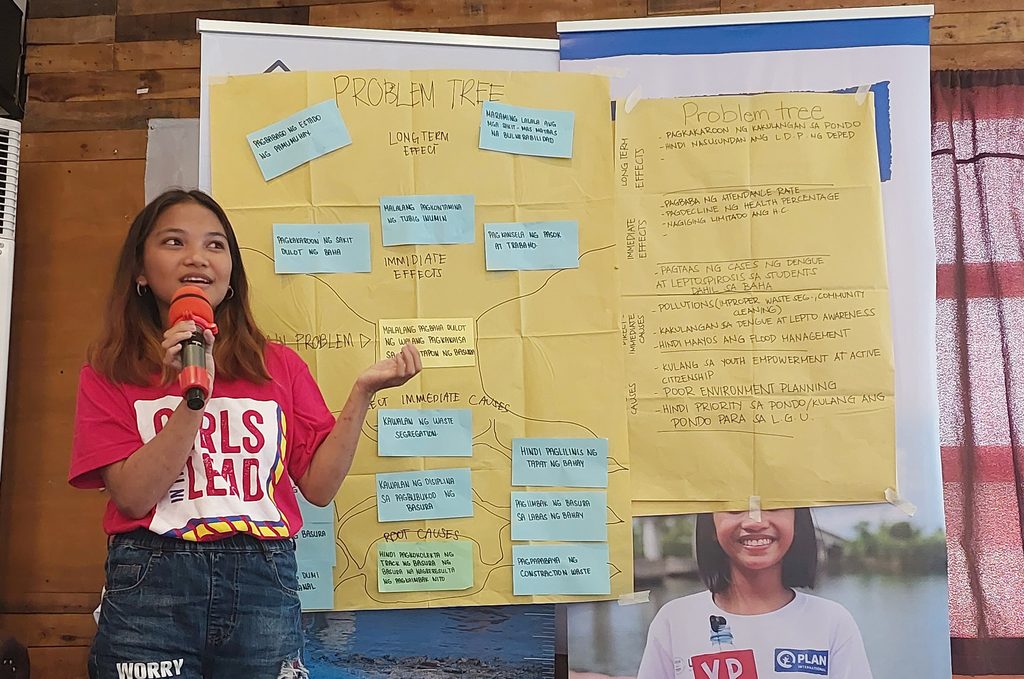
[185,386,206,411]
[180,330,208,410]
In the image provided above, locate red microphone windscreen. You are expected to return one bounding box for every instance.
[168,285,214,327]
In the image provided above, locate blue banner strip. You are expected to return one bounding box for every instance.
[836,82,892,181]
[560,17,930,60]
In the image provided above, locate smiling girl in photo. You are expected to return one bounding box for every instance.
[638,508,872,679]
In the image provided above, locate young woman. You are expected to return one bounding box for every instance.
[638,509,872,679]
[69,189,422,679]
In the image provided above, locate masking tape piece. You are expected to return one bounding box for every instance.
[618,590,651,606]
[136,87,150,95]
[591,66,628,79]
[624,86,643,114]
[855,84,870,105]
[748,495,762,522]
[884,487,917,517]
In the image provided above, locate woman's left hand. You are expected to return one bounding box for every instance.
[355,342,422,396]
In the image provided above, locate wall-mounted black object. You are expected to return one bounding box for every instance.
[0,0,25,120]
[0,637,29,678]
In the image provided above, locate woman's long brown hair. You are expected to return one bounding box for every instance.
[89,189,271,385]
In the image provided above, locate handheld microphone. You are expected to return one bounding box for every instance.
[168,286,218,411]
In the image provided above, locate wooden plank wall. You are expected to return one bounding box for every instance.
[2,0,1021,676]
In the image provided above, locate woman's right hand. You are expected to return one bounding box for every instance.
[161,320,216,390]
[100,322,216,519]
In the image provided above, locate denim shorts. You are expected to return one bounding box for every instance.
[89,530,307,679]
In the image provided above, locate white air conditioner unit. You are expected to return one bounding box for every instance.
[0,118,19,479]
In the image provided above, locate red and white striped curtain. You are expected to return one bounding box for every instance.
[933,70,1024,667]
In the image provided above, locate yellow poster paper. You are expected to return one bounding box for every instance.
[210,70,632,610]
[379,317,477,367]
[616,92,895,507]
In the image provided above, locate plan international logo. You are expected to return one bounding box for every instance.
[774,648,829,675]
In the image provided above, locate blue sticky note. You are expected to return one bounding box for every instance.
[297,562,334,610]
[511,492,607,542]
[247,99,352,181]
[296,523,336,566]
[512,438,609,488]
[479,102,575,158]
[295,487,334,524]
[379,195,475,246]
[512,543,610,595]
[378,409,473,457]
[484,221,579,271]
[376,468,474,522]
[272,224,371,273]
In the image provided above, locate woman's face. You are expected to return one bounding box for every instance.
[137,201,233,319]
[713,509,796,574]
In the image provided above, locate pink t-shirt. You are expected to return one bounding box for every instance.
[69,343,336,541]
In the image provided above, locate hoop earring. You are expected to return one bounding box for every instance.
[136,283,148,297]
[226,286,235,299]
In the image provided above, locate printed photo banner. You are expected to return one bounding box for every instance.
[559,9,949,679]
[568,505,950,679]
